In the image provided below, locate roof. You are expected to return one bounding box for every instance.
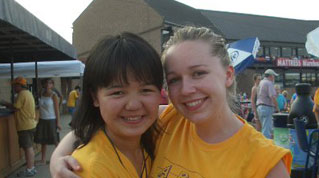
[144,0,223,35]
[0,0,77,63]
[201,10,319,44]
[0,60,84,78]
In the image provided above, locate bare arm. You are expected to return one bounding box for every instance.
[266,160,290,178]
[52,95,61,130]
[250,87,257,115]
[50,131,81,178]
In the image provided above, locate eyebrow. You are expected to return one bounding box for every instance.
[107,82,153,89]
[166,64,206,76]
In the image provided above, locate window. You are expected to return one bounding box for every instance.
[264,47,270,57]
[275,73,283,83]
[292,48,297,56]
[270,47,280,57]
[257,47,263,57]
[301,73,316,85]
[285,73,300,87]
[298,48,307,58]
[282,47,292,57]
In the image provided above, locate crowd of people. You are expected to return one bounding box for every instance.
[0,76,81,177]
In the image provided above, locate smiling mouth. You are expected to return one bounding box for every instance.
[121,116,145,123]
[184,98,206,111]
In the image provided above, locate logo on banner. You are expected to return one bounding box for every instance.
[230,51,239,63]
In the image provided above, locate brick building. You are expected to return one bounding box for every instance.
[72,0,319,97]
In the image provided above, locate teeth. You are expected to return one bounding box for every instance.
[124,117,141,121]
[186,100,202,107]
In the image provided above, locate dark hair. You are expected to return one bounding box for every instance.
[253,74,261,81]
[73,32,163,160]
[41,78,54,86]
[75,85,81,91]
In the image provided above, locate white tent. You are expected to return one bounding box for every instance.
[0,60,85,78]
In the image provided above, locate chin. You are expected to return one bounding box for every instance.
[183,112,210,124]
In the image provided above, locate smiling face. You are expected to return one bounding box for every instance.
[92,74,161,139]
[165,40,234,124]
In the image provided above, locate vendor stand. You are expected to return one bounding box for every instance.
[0,0,77,177]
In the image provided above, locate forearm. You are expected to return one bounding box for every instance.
[3,102,16,111]
[53,97,60,125]
[51,131,77,158]
[50,131,81,178]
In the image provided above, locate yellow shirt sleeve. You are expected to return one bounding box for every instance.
[313,88,319,112]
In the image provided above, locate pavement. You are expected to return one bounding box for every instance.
[6,114,72,178]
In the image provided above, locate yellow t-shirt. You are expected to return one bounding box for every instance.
[313,88,319,112]
[67,90,78,107]
[13,90,36,131]
[151,104,292,178]
[72,130,151,178]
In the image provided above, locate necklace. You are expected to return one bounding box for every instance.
[103,128,148,178]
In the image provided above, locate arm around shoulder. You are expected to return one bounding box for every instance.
[50,131,81,178]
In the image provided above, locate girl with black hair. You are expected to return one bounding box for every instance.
[70,32,163,177]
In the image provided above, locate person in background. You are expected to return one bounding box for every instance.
[256,69,280,139]
[313,87,319,125]
[290,91,297,106]
[250,73,262,131]
[67,86,80,116]
[50,26,292,178]
[275,85,287,112]
[2,77,37,176]
[282,90,290,111]
[67,86,80,126]
[34,78,61,165]
[40,79,63,106]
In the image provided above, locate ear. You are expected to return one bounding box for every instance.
[225,66,235,87]
[91,92,99,107]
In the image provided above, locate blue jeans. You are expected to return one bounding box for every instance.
[257,105,274,139]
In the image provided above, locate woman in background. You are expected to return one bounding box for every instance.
[35,78,61,164]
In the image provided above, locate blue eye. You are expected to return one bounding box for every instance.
[167,78,179,85]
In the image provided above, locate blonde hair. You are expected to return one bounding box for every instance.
[162,26,237,111]
[274,84,281,90]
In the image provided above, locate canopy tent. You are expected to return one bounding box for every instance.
[0,60,84,79]
[0,0,77,63]
[227,37,260,75]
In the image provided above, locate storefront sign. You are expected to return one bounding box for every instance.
[276,58,319,67]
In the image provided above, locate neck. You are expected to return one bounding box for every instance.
[195,106,243,144]
[105,128,145,176]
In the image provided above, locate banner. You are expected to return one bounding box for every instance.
[276,58,319,67]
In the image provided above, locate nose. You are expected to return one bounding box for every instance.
[125,96,142,111]
[181,78,196,95]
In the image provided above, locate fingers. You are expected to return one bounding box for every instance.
[65,156,82,171]
[50,156,81,178]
